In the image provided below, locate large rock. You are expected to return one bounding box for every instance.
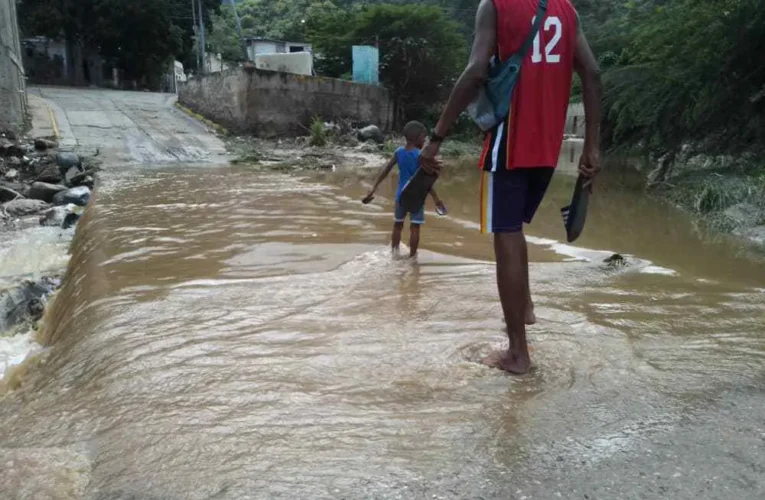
[34,138,58,150]
[64,165,83,185]
[4,168,18,181]
[0,185,24,203]
[0,277,61,331]
[0,139,26,158]
[36,164,64,184]
[29,182,68,203]
[56,152,81,170]
[357,125,384,144]
[1,181,29,198]
[52,186,91,207]
[6,143,27,158]
[39,204,82,229]
[68,171,95,189]
[3,199,50,217]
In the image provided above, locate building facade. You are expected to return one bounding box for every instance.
[245,38,312,60]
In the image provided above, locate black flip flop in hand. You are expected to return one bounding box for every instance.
[435,201,448,216]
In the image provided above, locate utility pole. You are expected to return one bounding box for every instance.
[197,0,206,74]
[191,0,200,72]
[228,0,249,61]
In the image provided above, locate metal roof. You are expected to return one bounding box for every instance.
[243,37,311,46]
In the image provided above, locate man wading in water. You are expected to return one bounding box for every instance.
[420,0,602,374]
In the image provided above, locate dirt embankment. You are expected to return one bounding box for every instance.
[640,153,765,247]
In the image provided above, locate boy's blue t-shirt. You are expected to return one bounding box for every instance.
[395,146,420,202]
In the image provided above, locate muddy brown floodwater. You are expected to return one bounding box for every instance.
[1,148,765,499]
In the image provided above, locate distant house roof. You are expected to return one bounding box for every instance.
[243,37,311,46]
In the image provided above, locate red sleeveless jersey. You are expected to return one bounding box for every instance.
[481,0,578,170]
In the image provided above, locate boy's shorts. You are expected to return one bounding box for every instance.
[480,167,554,233]
[394,202,425,225]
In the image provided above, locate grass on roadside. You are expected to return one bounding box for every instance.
[657,160,765,231]
[174,102,229,136]
[309,116,328,147]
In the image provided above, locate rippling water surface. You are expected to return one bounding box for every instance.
[1,157,764,499]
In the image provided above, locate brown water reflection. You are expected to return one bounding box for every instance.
[1,151,764,499]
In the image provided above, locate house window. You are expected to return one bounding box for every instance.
[289,46,304,53]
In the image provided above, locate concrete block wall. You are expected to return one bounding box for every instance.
[0,0,27,133]
[179,68,394,137]
[178,70,250,133]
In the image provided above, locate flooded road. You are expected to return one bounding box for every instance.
[2,150,764,499]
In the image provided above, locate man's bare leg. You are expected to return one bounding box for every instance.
[484,231,531,374]
[392,221,404,254]
[409,223,421,258]
[522,236,537,325]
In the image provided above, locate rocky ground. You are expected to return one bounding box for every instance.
[1,130,99,337]
[227,123,391,173]
[1,133,97,231]
[226,122,482,173]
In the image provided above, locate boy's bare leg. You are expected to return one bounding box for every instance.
[392,222,404,254]
[409,223,421,258]
[484,231,531,374]
[522,237,536,325]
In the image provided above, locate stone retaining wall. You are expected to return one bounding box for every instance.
[179,67,394,137]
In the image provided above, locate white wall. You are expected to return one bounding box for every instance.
[248,42,279,58]
[254,53,313,76]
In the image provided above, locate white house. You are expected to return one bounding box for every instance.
[244,38,312,60]
[244,38,314,77]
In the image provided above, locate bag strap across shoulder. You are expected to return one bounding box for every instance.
[503,0,549,65]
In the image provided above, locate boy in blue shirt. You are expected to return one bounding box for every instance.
[363,121,446,258]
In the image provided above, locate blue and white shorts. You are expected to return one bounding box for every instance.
[394,201,425,225]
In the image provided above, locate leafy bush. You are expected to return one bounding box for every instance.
[584,0,765,162]
[309,116,328,147]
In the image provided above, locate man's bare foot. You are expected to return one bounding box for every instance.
[482,350,531,375]
[525,307,537,325]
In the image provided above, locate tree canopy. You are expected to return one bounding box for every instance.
[308,3,468,121]
[209,1,468,121]
[208,0,338,62]
[18,0,220,85]
[577,0,765,160]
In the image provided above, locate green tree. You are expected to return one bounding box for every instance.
[335,0,480,31]
[208,7,247,63]
[19,0,99,85]
[598,0,765,168]
[18,0,221,85]
[308,3,468,121]
[94,0,184,86]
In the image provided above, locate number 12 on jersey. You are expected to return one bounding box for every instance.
[531,16,562,64]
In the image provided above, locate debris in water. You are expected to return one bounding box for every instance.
[604,253,627,268]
